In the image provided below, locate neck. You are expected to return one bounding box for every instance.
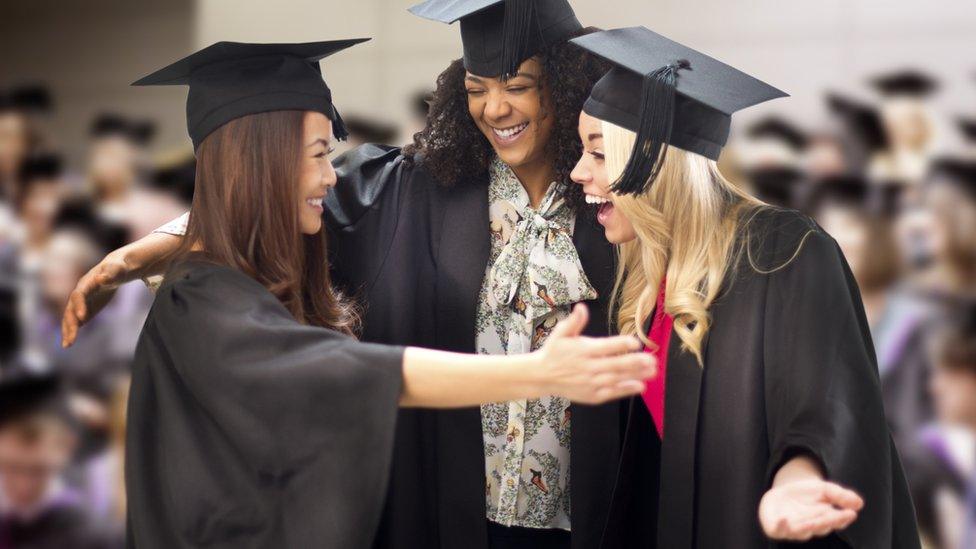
[510,156,557,209]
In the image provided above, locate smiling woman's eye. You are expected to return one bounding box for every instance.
[589,151,605,161]
[465,88,486,96]
[506,86,528,93]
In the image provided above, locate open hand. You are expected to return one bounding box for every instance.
[537,303,656,404]
[61,252,128,348]
[759,478,863,541]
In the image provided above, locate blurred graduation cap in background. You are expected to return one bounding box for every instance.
[0,373,72,430]
[8,84,54,114]
[53,197,129,254]
[870,69,939,99]
[808,173,904,218]
[17,153,63,183]
[927,157,976,201]
[90,113,157,147]
[956,117,976,145]
[150,155,196,205]
[342,115,400,145]
[570,26,787,195]
[409,0,582,78]
[745,166,807,209]
[746,116,809,152]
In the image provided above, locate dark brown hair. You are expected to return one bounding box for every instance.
[403,27,608,212]
[172,110,358,335]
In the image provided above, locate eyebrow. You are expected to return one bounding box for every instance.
[305,138,331,148]
[465,72,539,84]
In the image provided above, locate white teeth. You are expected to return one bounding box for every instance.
[492,122,528,139]
[585,194,610,205]
[306,197,323,207]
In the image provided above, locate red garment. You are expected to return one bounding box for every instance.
[641,281,673,438]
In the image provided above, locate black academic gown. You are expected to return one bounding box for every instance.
[0,504,120,549]
[601,208,920,549]
[327,145,621,549]
[125,259,404,549]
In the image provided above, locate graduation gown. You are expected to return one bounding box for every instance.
[326,145,621,549]
[0,503,121,549]
[601,208,920,549]
[125,259,404,549]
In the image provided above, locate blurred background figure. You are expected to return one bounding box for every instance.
[1,0,975,546]
[0,374,121,548]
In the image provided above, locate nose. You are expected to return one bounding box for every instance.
[323,158,338,188]
[570,155,589,186]
[484,90,512,123]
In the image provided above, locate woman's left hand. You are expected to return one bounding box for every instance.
[758,478,863,541]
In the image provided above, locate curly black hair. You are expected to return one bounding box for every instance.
[403,27,609,212]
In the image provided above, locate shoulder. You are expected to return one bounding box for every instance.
[157,259,276,315]
[739,206,838,275]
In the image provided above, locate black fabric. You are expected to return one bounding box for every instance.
[408,0,582,77]
[328,144,623,549]
[870,70,938,98]
[125,260,404,548]
[600,208,920,548]
[131,40,367,149]
[487,521,571,549]
[571,27,787,162]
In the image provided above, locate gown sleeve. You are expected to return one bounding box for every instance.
[761,217,920,548]
[326,144,410,295]
[143,263,404,547]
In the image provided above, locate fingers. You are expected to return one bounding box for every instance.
[579,334,643,357]
[61,286,89,348]
[589,353,657,380]
[821,482,864,511]
[792,508,858,540]
[593,380,646,402]
[551,303,588,339]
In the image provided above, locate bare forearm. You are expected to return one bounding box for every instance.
[117,232,183,281]
[400,347,545,408]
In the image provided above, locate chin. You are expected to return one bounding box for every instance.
[300,221,322,235]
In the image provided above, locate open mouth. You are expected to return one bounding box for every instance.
[305,196,324,211]
[585,193,614,225]
[490,122,529,144]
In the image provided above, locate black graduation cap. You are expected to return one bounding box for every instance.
[870,69,938,99]
[408,0,582,78]
[53,197,130,253]
[570,26,787,195]
[808,174,905,218]
[0,374,70,430]
[826,93,889,154]
[151,157,196,205]
[957,117,976,144]
[132,39,369,150]
[928,157,976,201]
[746,116,808,151]
[90,113,157,146]
[9,85,54,113]
[342,115,400,144]
[18,153,63,183]
[745,166,806,208]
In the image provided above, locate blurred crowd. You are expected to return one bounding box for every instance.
[0,67,974,547]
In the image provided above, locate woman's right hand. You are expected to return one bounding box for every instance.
[536,303,655,404]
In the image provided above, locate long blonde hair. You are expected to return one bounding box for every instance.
[605,120,762,364]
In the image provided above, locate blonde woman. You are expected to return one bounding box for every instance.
[569,28,919,548]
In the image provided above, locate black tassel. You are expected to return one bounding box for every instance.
[331,106,349,141]
[612,59,690,195]
[500,0,537,80]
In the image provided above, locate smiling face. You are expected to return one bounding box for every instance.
[464,57,555,171]
[570,111,637,244]
[298,112,337,235]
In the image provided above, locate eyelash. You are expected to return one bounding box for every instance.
[314,147,335,159]
[589,151,605,161]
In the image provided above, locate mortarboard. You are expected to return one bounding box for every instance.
[0,374,70,429]
[870,69,938,99]
[746,166,805,208]
[90,113,157,146]
[342,115,400,144]
[570,26,787,195]
[18,153,63,183]
[746,116,808,151]
[957,117,976,144]
[9,85,54,113]
[928,157,976,201]
[409,0,582,78]
[826,93,889,154]
[132,39,369,150]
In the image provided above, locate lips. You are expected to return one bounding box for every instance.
[490,122,528,144]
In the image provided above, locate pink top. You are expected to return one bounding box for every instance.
[641,281,673,439]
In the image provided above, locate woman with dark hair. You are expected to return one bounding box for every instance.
[63,2,622,548]
[570,27,918,548]
[110,40,653,549]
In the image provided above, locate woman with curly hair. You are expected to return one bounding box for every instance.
[61,2,622,548]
